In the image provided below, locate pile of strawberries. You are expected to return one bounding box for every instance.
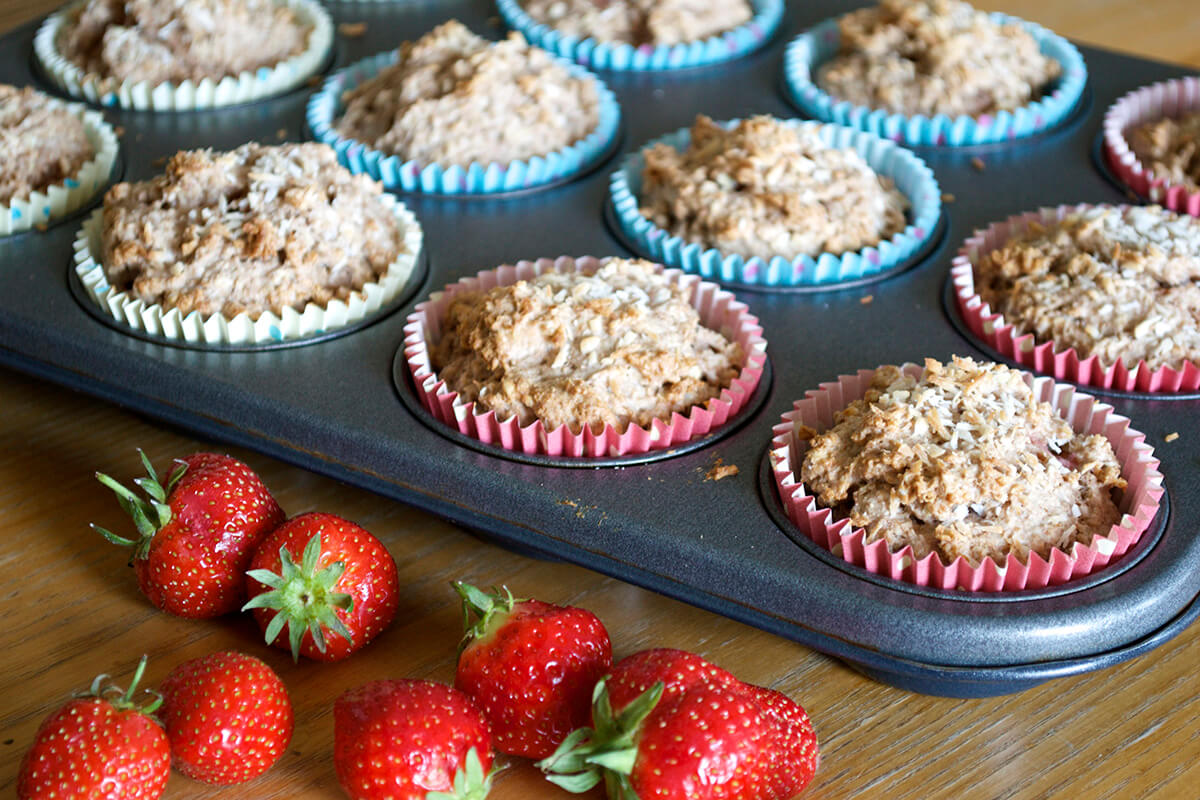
[17,452,819,800]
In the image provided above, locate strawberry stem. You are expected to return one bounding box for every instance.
[453,581,525,654]
[425,748,498,800]
[92,450,183,561]
[82,655,163,716]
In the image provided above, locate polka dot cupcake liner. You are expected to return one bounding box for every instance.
[71,196,423,347]
[1103,76,1200,216]
[783,13,1087,147]
[769,363,1164,592]
[0,100,117,235]
[495,0,782,72]
[401,256,767,458]
[950,204,1200,393]
[608,119,942,288]
[306,48,621,195]
[35,0,333,111]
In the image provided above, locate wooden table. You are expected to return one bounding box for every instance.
[2,2,1199,798]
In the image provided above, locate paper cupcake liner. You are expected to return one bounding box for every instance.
[609,119,942,288]
[1103,77,1200,216]
[951,204,1200,393]
[401,256,767,458]
[1,101,117,236]
[35,0,333,111]
[72,197,423,346]
[496,0,782,72]
[769,364,1164,592]
[783,13,1087,147]
[306,49,621,195]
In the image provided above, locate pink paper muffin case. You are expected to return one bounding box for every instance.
[950,204,1200,394]
[402,256,767,459]
[769,363,1164,593]
[1103,76,1200,216]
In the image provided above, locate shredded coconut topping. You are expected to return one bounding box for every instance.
[519,0,752,46]
[0,85,94,205]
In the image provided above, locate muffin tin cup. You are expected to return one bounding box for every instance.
[306,48,621,195]
[1103,77,1200,216]
[782,13,1088,147]
[495,0,783,72]
[0,100,116,235]
[950,204,1200,394]
[34,0,334,111]
[401,255,767,458]
[608,119,942,288]
[71,196,424,347]
[769,363,1165,592]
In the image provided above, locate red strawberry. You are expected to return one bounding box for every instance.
[334,679,495,800]
[539,648,819,800]
[453,582,611,759]
[17,655,170,800]
[94,450,284,618]
[159,650,293,785]
[244,511,399,661]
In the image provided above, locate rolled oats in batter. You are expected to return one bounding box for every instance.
[58,0,312,86]
[335,21,599,167]
[800,357,1125,566]
[975,206,1200,371]
[101,143,405,318]
[432,258,742,433]
[520,0,753,46]
[1128,111,1200,193]
[0,85,94,205]
[640,115,908,261]
[817,0,1062,118]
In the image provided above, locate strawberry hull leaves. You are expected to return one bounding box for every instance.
[94,450,284,618]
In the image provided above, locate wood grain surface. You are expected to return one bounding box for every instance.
[2,2,1200,799]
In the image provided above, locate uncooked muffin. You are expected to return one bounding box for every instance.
[800,357,1125,566]
[1127,110,1200,193]
[519,0,753,46]
[58,0,312,86]
[817,0,1062,118]
[0,85,94,205]
[101,142,405,318]
[335,21,600,167]
[639,115,908,261]
[974,205,1200,371]
[431,258,742,432]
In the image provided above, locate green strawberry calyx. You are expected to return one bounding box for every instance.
[243,532,355,662]
[452,582,527,653]
[82,654,164,717]
[537,678,664,799]
[426,747,498,800]
[92,449,187,561]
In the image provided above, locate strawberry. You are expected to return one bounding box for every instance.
[334,679,495,800]
[158,650,293,785]
[244,511,399,661]
[94,450,284,618]
[540,648,819,800]
[17,655,170,800]
[453,582,611,759]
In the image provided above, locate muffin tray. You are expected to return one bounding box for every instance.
[2,0,1198,698]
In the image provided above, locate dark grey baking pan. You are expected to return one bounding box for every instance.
[2,0,1198,698]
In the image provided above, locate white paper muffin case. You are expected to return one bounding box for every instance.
[35,0,334,111]
[783,13,1087,147]
[495,0,783,72]
[71,197,423,346]
[769,364,1164,592]
[307,48,621,195]
[402,256,767,458]
[1,101,117,235]
[609,119,942,288]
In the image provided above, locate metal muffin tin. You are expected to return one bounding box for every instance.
[1,0,1197,698]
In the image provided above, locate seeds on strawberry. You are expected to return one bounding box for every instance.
[244,512,399,661]
[334,679,495,800]
[159,650,293,785]
[17,655,170,800]
[93,450,284,618]
[453,582,611,759]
